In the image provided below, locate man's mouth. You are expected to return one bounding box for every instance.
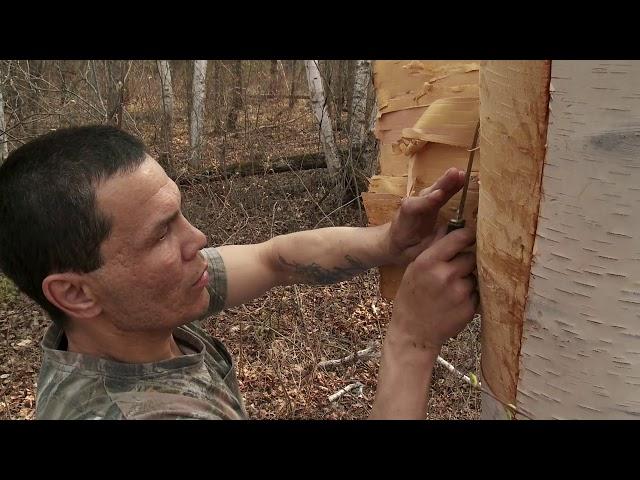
[192,266,209,288]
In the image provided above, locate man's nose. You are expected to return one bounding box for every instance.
[182,219,208,261]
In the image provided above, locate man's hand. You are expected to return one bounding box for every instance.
[390,226,478,352]
[370,226,477,419]
[384,167,466,266]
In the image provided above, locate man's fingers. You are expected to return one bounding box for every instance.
[418,168,465,198]
[426,227,476,262]
[404,170,465,218]
[448,252,477,278]
[432,223,448,243]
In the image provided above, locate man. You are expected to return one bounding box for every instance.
[0,125,477,420]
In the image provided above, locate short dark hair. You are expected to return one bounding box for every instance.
[0,125,147,326]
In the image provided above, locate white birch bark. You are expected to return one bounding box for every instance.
[349,59,371,148]
[157,60,173,123]
[480,60,640,420]
[189,60,208,167]
[304,60,341,176]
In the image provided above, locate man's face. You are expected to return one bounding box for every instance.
[87,155,210,332]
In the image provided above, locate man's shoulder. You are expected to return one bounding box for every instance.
[36,323,244,420]
[36,360,227,420]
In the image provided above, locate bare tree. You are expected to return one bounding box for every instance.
[269,60,278,95]
[349,60,371,148]
[304,60,341,177]
[345,60,356,133]
[104,60,130,127]
[190,60,208,167]
[156,60,174,163]
[288,60,298,108]
[0,85,7,163]
[226,60,243,131]
[211,61,222,134]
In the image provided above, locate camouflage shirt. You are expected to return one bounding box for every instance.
[35,248,248,420]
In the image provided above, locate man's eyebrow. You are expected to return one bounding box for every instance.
[150,209,180,235]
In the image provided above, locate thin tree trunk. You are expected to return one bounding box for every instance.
[212,60,222,134]
[0,86,7,163]
[269,60,278,95]
[288,60,298,108]
[304,60,341,177]
[335,61,345,131]
[349,60,371,149]
[226,60,243,131]
[105,60,128,127]
[345,60,356,134]
[189,60,208,167]
[156,60,174,163]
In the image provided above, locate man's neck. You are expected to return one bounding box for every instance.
[64,321,183,364]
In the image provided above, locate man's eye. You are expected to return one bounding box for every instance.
[159,227,169,241]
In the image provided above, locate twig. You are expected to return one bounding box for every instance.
[3,393,12,420]
[318,343,379,370]
[436,356,480,389]
[328,382,363,402]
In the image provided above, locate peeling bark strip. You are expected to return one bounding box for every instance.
[516,61,640,419]
[362,61,480,299]
[477,61,551,418]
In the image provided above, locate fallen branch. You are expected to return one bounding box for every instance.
[328,382,363,402]
[178,149,349,186]
[318,344,379,370]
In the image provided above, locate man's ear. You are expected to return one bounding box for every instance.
[42,273,102,320]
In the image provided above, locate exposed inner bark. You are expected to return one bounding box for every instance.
[477,61,551,416]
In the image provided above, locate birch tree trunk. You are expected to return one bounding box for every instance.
[0,86,7,163]
[349,60,371,148]
[156,60,174,162]
[304,59,341,176]
[189,60,208,167]
[480,60,640,420]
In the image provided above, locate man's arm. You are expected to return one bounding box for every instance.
[216,224,391,309]
[216,167,466,309]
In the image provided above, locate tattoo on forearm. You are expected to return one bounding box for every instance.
[279,254,369,285]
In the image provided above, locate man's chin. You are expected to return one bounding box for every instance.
[189,288,211,321]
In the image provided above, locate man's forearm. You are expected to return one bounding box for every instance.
[369,323,439,419]
[271,224,393,286]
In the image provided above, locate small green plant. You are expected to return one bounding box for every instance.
[0,274,19,303]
